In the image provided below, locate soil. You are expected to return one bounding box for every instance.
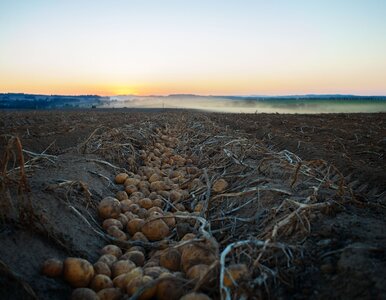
[0,109,385,300]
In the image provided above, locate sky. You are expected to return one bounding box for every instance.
[0,0,385,96]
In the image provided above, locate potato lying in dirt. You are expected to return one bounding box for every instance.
[111,259,136,278]
[115,190,128,201]
[121,250,145,266]
[98,254,117,268]
[93,261,111,277]
[101,244,122,258]
[127,275,157,299]
[63,257,95,287]
[115,173,128,184]
[98,197,121,219]
[159,248,181,271]
[71,288,98,300]
[106,225,127,241]
[186,264,210,281]
[180,243,216,272]
[112,267,143,289]
[156,276,185,300]
[141,218,169,241]
[102,218,123,230]
[212,178,228,193]
[127,218,145,235]
[223,263,250,288]
[97,288,123,300]
[90,274,113,292]
[41,258,63,277]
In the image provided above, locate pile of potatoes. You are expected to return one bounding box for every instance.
[41,130,244,299]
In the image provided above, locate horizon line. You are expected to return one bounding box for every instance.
[2,92,386,98]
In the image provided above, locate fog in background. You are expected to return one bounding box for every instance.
[102,95,386,114]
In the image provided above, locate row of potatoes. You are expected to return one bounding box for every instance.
[41,130,247,299]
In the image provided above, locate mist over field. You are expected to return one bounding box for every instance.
[104,95,386,114]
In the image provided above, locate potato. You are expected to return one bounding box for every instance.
[180,292,212,300]
[90,274,113,292]
[71,288,98,300]
[156,277,184,300]
[131,191,145,199]
[125,184,138,194]
[115,190,128,201]
[98,197,121,219]
[223,264,250,288]
[117,213,128,227]
[121,250,145,267]
[148,173,161,183]
[188,179,203,190]
[137,207,149,219]
[127,218,145,235]
[163,212,176,228]
[148,206,163,215]
[150,181,168,192]
[120,199,134,212]
[93,261,111,277]
[144,266,169,278]
[112,267,143,289]
[159,248,181,271]
[159,190,170,199]
[141,218,169,241]
[186,264,209,281]
[127,245,146,254]
[63,257,95,287]
[180,244,216,272]
[107,226,127,241]
[194,202,204,213]
[143,260,160,268]
[101,245,122,258]
[102,218,123,231]
[128,203,141,214]
[115,173,129,184]
[41,258,63,277]
[138,180,150,190]
[181,233,196,241]
[153,198,164,208]
[148,192,158,200]
[139,198,153,209]
[123,210,137,221]
[124,178,140,186]
[111,260,136,278]
[98,254,118,268]
[132,232,149,242]
[212,179,228,193]
[97,288,122,300]
[126,277,143,296]
[169,190,182,203]
[127,275,157,299]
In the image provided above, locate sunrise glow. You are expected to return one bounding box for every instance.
[0,0,385,96]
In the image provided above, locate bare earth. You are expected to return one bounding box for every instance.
[0,109,385,300]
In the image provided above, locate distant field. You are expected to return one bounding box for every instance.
[1,93,386,113]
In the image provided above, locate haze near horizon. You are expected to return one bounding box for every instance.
[0,0,385,96]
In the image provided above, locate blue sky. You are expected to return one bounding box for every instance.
[0,0,385,95]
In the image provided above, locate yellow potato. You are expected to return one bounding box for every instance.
[98,197,121,220]
[100,244,122,258]
[71,288,98,300]
[90,274,113,292]
[63,257,95,287]
[41,258,63,278]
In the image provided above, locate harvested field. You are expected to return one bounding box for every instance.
[0,109,385,300]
